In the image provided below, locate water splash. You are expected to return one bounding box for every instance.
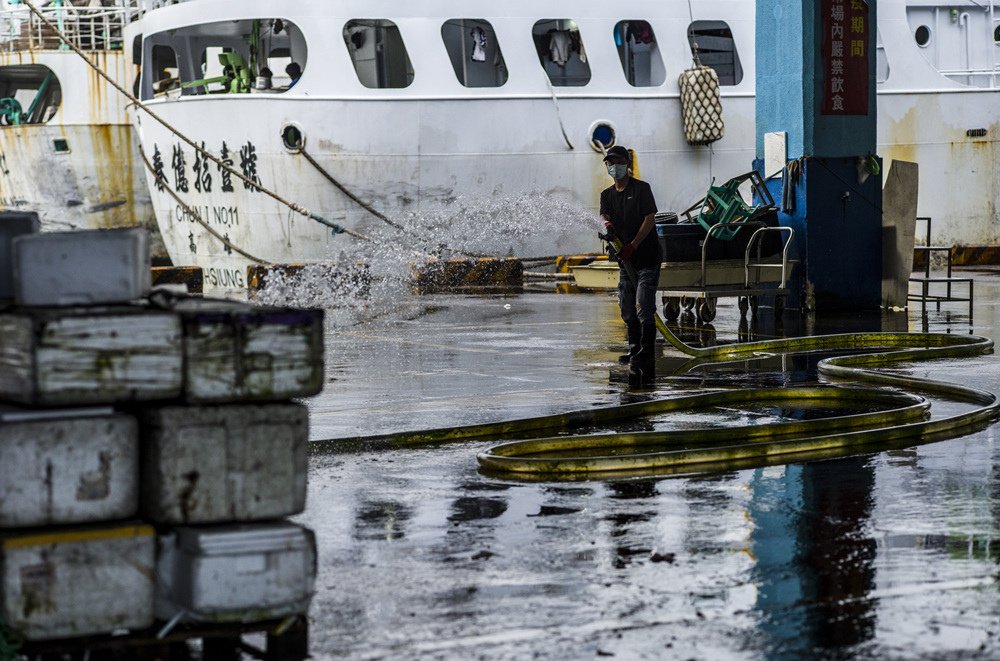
[255,192,601,321]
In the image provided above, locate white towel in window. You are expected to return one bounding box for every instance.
[549,30,571,66]
[471,26,487,62]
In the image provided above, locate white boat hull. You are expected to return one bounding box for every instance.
[126,0,1000,292]
[0,46,161,255]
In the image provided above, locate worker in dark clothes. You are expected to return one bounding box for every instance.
[599,145,661,384]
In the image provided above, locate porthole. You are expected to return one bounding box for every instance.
[914,25,931,47]
[281,123,304,152]
[994,25,1000,43]
[589,120,616,153]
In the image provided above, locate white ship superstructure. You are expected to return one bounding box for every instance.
[0,0,160,254]
[126,0,1000,291]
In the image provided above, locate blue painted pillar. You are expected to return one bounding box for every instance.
[756,0,882,310]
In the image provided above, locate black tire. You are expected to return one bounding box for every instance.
[698,297,717,323]
[663,297,681,321]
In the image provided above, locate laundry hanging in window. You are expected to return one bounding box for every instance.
[569,30,586,63]
[627,21,655,45]
[548,30,571,66]
[349,28,366,50]
[470,26,487,62]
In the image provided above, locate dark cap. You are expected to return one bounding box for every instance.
[603,145,630,162]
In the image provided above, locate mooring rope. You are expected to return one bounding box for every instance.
[543,73,575,151]
[18,0,368,241]
[295,145,403,230]
[294,144,505,260]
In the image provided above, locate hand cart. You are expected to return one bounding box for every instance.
[659,221,796,323]
[570,224,796,322]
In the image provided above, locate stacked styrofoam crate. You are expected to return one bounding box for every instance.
[0,221,323,650]
[148,297,323,628]
[0,221,164,643]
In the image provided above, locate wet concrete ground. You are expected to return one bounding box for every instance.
[298,269,1000,659]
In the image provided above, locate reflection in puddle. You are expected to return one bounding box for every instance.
[448,496,508,523]
[751,457,876,656]
[354,500,413,541]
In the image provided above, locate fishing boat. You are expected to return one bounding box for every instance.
[0,0,163,256]
[124,0,1000,292]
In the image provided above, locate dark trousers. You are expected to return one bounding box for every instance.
[618,264,660,325]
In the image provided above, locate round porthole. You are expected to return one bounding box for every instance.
[914,25,931,47]
[589,120,617,153]
[281,123,305,152]
[994,25,1000,42]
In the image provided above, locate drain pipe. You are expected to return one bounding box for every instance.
[960,12,972,84]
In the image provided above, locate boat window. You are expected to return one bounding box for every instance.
[131,33,142,97]
[441,19,508,88]
[532,19,591,87]
[613,20,665,87]
[141,19,307,100]
[914,25,931,48]
[150,44,179,97]
[0,65,61,125]
[687,21,743,85]
[343,19,414,89]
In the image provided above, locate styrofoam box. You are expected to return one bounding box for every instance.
[13,228,151,306]
[175,299,324,403]
[1,524,155,640]
[156,522,316,623]
[0,211,40,301]
[0,306,183,405]
[140,403,308,524]
[0,407,138,528]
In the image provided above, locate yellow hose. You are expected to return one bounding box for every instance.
[314,239,999,480]
[475,241,999,477]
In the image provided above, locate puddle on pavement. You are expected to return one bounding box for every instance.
[300,277,1000,658]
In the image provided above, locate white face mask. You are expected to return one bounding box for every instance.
[607,163,629,180]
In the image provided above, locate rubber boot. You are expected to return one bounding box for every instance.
[628,323,657,385]
[618,321,641,364]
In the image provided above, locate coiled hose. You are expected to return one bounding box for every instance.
[316,240,999,480]
[478,241,999,478]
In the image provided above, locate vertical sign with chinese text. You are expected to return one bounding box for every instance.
[822,0,869,115]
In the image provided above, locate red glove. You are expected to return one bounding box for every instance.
[618,242,636,260]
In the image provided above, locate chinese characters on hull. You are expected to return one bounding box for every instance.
[153,139,263,198]
[193,141,212,193]
[152,140,258,235]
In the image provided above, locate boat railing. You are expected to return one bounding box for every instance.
[137,0,189,10]
[936,67,1000,90]
[0,2,140,53]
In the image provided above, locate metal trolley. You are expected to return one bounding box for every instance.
[659,221,796,323]
[658,170,796,323]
